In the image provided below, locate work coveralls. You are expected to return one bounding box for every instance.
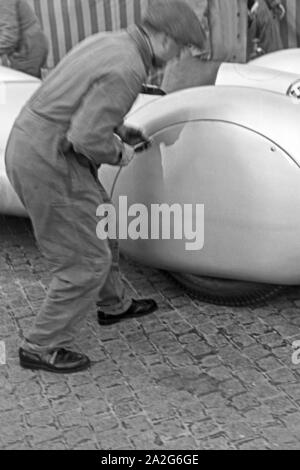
[0,0,48,77]
[5,26,152,353]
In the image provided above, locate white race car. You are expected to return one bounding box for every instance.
[1,49,300,305]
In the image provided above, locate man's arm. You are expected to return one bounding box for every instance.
[0,0,19,56]
[67,71,142,167]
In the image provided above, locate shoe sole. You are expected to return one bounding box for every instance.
[98,304,158,326]
[19,359,91,374]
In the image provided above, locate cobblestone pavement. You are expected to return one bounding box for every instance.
[1,215,300,450]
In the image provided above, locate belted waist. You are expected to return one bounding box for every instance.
[16,106,68,134]
[60,136,90,167]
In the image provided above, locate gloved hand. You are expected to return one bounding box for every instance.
[115,124,151,148]
[114,134,135,167]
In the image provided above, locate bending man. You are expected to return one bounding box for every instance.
[5,0,206,374]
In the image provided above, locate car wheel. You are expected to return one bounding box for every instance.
[169,273,284,307]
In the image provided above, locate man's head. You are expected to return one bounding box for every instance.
[141,0,206,67]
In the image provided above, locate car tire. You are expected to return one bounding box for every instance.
[169,272,284,307]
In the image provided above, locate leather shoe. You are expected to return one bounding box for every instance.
[19,347,91,374]
[97,299,158,326]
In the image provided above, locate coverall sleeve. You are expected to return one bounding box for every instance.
[67,71,141,166]
[0,0,19,56]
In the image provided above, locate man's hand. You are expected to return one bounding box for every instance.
[114,134,135,166]
[115,124,151,148]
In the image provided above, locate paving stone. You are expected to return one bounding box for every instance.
[90,413,120,433]
[190,419,222,440]
[231,392,261,411]
[64,426,95,448]
[237,438,270,450]
[259,332,286,349]
[144,402,177,422]
[45,382,71,399]
[178,401,207,424]
[218,346,253,369]
[25,409,56,427]
[113,399,143,419]
[71,441,99,450]
[199,435,234,450]
[19,394,51,411]
[256,356,284,372]
[50,397,81,414]
[57,409,89,428]
[28,425,62,446]
[97,431,131,450]
[72,383,101,400]
[129,431,164,450]
[207,366,233,382]
[242,406,277,428]
[280,412,300,434]
[3,441,31,450]
[266,367,298,385]
[167,352,195,367]
[81,398,110,417]
[184,342,215,359]
[162,436,198,450]
[225,421,257,441]
[122,414,153,435]
[199,392,227,410]
[262,395,298,416]
[152,418,188,439]
[250,382,281,400]
[0,423,28,446]
[281,383,300,402]
[104,385,135,404]
[261,425,300,448]
[219,379,246,398]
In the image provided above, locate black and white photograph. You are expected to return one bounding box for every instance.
[1,0,300,453]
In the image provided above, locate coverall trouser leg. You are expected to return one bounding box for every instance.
[5,116,131,354]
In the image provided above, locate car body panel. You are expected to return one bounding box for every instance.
[0,66,40,216]
[250,48,300,75]
[100,87,300,284]
[216,62,300,95]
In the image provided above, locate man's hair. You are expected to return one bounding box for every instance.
[141,0,206,50]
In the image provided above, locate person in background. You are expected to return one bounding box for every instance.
[248,0,285,58]
[5,0,206,374]
[0,0,48,78]
[162,0,248,92]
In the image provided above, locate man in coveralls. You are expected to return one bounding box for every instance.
[5,0,206,374]
[0,0,48,78]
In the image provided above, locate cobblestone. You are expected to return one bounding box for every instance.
[2,215,300,449]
